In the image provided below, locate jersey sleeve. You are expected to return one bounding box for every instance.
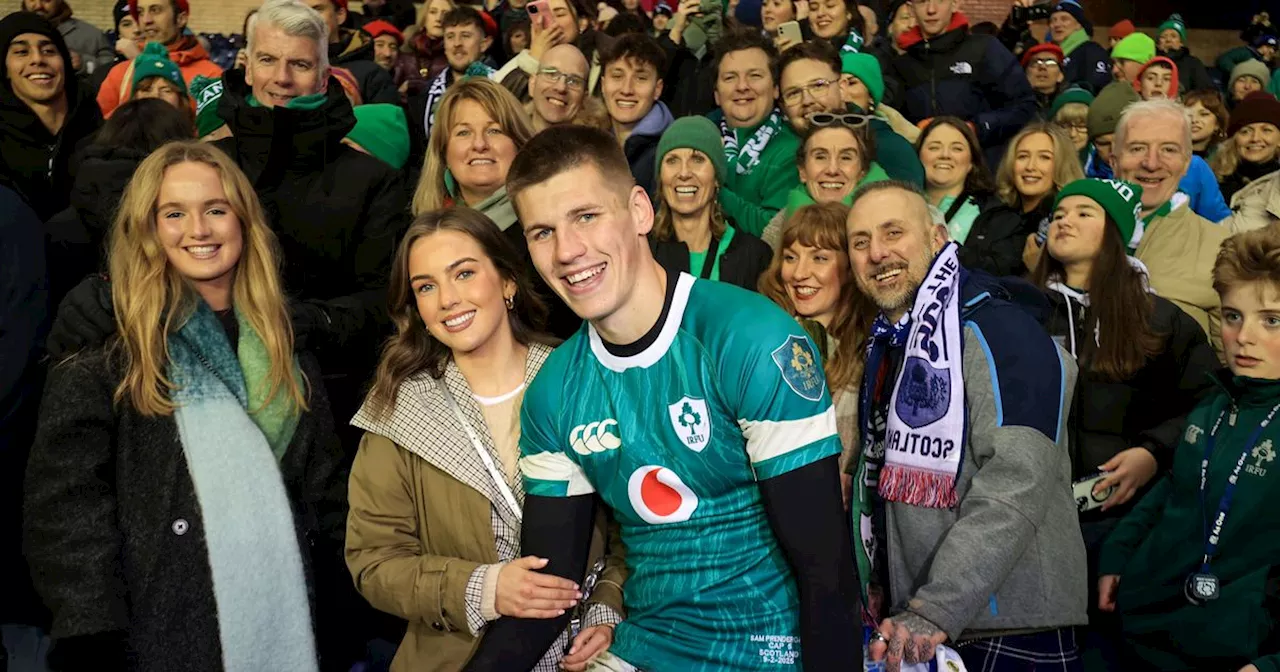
[715,299,840,481]
[518,356,596,498]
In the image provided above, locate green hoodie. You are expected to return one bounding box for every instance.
[1099,372,1280,672]
[709,110,802,238]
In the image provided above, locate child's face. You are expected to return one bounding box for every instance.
[1139,66,1173,100]
[1222,281,1280,380]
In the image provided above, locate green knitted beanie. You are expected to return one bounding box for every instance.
[840,52,885,107]
[1111,32,1156,64]
[1157,13,1186,43]
[131,41,186,97]
[347,104,411,170]
[1053,178,1145,250]
[655,116,728,183]
[1050,85,1095,120]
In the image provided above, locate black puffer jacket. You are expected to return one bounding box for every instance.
[330,28,400,105]
[43,145,146,308]
[650,224,773,292]
[0,14,102,221]
[1159,46,1216,95]
[954,191,1033,278]
[213,69,409,423]
[1060,39,1110,94]
[1040,284,1219,517]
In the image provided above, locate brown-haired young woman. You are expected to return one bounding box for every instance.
[345,208,626,671]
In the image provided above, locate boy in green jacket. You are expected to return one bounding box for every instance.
[1099,224,1280,672]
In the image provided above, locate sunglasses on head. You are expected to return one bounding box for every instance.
[807,112,871,129]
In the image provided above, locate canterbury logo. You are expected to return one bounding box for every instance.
[570,419,622,455]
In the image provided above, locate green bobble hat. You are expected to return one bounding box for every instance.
[1053,178,1145,250]
[655,116,728,184]
[840,52,885,107]
[131,41,187,97]
[1050,85,1095,120]
[347,104,411,170]
[189,75,225,138]
[1111,32,1156,65]
[1087,81,1140,139]
[1157,13,1186,43]
[1230,59,1273,93]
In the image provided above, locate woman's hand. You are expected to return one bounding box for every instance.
[495,556,582,619]
[669,0,700,44]
[560,625,614,671]
[529,20,566,61]
[1021,233,1042,272]
[1098,574,1120,612]
[773,33,800,52]
[1095,447,1159,511]
[794,0,808,20]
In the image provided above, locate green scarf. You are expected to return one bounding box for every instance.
[720,110,785,176]
[247,91,329,110]
[234,310,303,460]
[783,162,890,216]
[1058,28,1088,57]
[841,28,865,53]
[1132,200,1174,253]
[471,186,519,232]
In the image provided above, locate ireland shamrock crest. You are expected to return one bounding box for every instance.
[668,396,712,453]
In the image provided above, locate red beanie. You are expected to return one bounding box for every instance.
[1229,92,1280,137]
[129,0,190,19]
[1021,43,1065,69]
[1134,56,1180,99]
[363,19,403,44]
[478,9,497,39]
[1109,19,1135,41]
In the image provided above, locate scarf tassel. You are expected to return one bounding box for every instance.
[879,464,959,509]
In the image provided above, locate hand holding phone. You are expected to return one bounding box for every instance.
[777,20,802,47]
[527,0,553,30]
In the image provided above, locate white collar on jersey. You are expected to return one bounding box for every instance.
[588,271,696,372]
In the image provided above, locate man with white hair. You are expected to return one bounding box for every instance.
[1112,99,1231,355]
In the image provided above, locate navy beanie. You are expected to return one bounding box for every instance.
[1052,0,1092,36]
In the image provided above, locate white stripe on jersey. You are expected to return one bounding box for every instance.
[737,407,838,465]
[520,451,597,496]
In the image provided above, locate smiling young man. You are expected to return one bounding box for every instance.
[600,33,672,198]
[95,0,222,116]
[846,180,1087,672]
[460,124,861,671]
[527,43,588,132]
[710,30,801,238]
[416,7,494,141]
[1112,99,1232,355]
[0,11,102,221]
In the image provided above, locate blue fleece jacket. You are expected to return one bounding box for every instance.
[623,101,675,200]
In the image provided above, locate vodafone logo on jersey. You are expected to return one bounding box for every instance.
[627,466,698,524]
[570,419,622,455]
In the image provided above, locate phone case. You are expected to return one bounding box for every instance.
[1073,472,1115,513]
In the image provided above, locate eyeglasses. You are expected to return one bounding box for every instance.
[1062,122,1088,135]
[807,112,871,129]
[781,78,835,106]
[1029,57,1061,69]
[537,66,586,91]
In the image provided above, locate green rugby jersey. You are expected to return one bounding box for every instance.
[519,273,840,670]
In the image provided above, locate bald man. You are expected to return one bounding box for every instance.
[528,43,589,131]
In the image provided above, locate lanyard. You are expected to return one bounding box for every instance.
[1198,401,1280,571]
[437,379,524,522]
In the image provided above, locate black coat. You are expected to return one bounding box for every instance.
[1061,39,1111,94]
[1040,287,1219,517]
[657,33,717,119]
[954,192,1034,278]
[43,145,146,309]
[1160,47,1217,95]
[213,69,409,422]
[330,29,401,105]
[0,183,49,628]
[651,225,773,292]
[0,66,102,221]
[24,349,348,671]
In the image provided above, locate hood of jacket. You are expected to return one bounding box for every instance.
[1135,56,1179,98]
[628,100,674,141]
[162,34,213,67]
[215,68,357,175]
[67,144,148,232]
[897,11,970,52]
[331,28,374,65]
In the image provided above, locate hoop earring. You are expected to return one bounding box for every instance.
[504,294,515,310]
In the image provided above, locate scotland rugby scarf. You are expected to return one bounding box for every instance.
[720,110,784,176]
[868,242,965,509]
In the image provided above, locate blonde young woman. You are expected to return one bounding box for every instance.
[24,141,344,672]
[345,208,625,672]
[993,123,1084,274]
[758,202,873,507]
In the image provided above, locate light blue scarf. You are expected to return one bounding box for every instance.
[167,303,318,672]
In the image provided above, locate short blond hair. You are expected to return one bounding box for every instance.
[1214,225,1280,298]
